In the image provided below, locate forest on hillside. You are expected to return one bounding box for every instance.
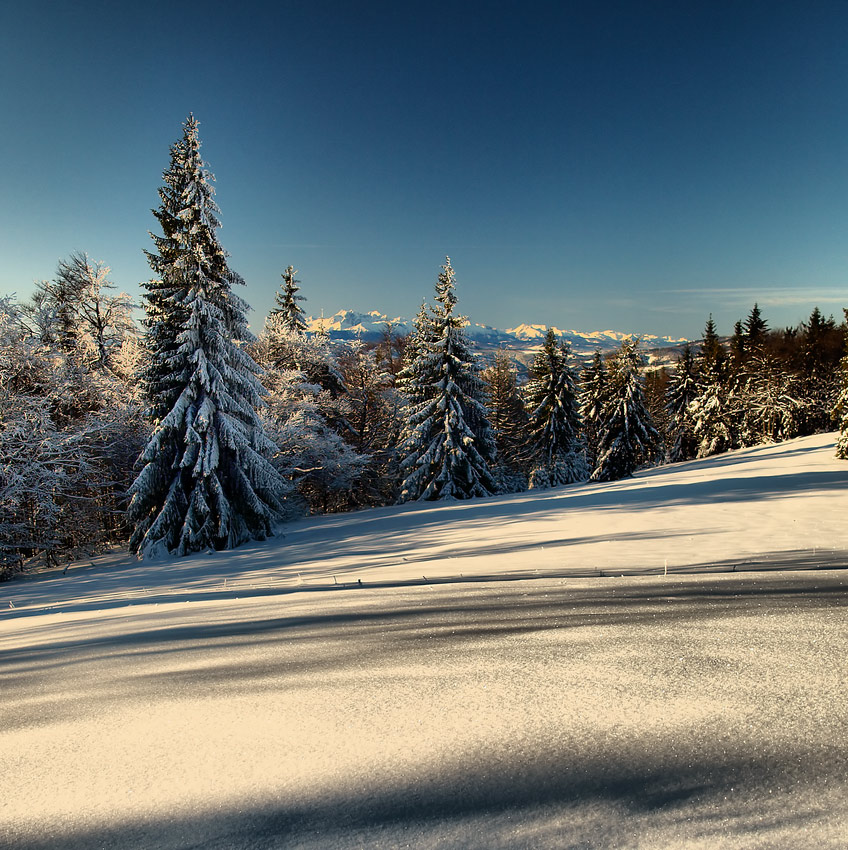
[2,116,847,578]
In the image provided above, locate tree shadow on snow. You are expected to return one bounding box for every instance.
[11,738,846,849]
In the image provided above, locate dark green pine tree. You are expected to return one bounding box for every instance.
[744,303,769,351]
[270,266,307,333]
[398,258,498,501]
[128,115,289,558]
[525,328,587,487]
[591,338,659,481]
[801,307,838,433]
[700,314,726,379]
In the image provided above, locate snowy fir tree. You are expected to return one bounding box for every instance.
[591,338,659,482]
[699,314,726,379]
[665,344,699,462]
[270,265,307,333]
[736,350,804,446]
[396,299,436,406]
[579,350,609,471]
[800,307,841,433]
[686,317,736,458]
[525,328,587,488]
[744,303,768,351]
[689,369,735,458]
[128,116,289,558]
[398,258,498,501]
[482,350,530,491]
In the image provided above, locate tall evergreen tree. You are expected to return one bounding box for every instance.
[579,349,609,470]
[525,329,587,487]
[397,300,436,405]
[128,116,289,558]
[665,344,699,462]
[801,307,839,433]
[737,350,804,445]
[744,303,768,350]
[270,265,307,333]
[591,338,659,481]
[140,125,197,422]
[699,314,727,379]
[398,258,497,501]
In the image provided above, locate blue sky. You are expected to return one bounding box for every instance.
[2,1,847,339]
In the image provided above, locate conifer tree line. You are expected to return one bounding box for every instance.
[2,115,848,576]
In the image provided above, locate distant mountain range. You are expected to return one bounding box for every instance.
[305,309,689,361]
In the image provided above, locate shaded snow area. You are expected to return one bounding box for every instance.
[1,433,846,849]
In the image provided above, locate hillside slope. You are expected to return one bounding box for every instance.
[3,432,845,615]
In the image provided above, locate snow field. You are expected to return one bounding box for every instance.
[1,432,846,848]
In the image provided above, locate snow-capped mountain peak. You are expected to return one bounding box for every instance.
[304,309,688,357]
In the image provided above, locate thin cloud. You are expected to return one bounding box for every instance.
[662,287,847,308]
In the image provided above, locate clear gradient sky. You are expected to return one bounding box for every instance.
[2,0,847,339]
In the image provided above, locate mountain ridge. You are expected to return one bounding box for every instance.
[304,308,689,357]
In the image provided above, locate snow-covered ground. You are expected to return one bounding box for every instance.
[1,433,846,848]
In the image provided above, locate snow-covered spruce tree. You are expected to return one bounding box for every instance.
[270,265,307,333]
[591,337,659,482]
[525,328,587,488]
[736,350,804,446]
[665,343,699,462]
[579,349,609,472]
[140,126,198,423]
[128,115,289,558]
[689,365,734,458]
[700,314,726,377]
[687,316,736,458]
[482,350,530,492]
[800,307,841,434]
[398,258,498,501]
[396,299,436,406]
[744,302,768,351]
